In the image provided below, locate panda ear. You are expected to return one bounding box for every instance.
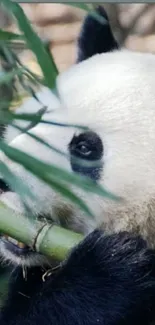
[77,6,119,63]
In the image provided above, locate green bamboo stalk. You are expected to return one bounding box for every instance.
[0,203,83,260]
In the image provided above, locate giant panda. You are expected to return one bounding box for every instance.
[0,6,155,325]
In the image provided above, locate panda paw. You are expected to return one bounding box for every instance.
[62,229,155,324]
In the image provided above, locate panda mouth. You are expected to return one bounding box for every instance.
[2,235,26,249]
[1,234,31,255]
[0,212,55,265]
[0,233,51,267]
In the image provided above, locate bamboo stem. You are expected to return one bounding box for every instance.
[0,203,83,260]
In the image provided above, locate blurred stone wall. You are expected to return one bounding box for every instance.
[105,4,155,52]
[1,3,155,74]
[17,4,86,72]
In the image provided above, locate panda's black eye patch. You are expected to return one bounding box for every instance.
[69,131,103,161]
[0,179,11,193]
[69,131,104,181]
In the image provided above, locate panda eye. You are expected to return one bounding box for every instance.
[76,141,91,157]
[69,131,104,161]
[69,131,104,181]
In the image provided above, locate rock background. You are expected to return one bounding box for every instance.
[1,3,155,74]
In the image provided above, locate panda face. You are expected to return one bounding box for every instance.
[0,116,105,266]
[1,7,155,267]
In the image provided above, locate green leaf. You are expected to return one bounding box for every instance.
[10,122,119,197]
[0,158,93,218]
[0,68,23,85]
[38,176,94,218]
[1,0,58,89]
[0,43,16,67]
[0,141,95,218]
[12,122,68,158]
[0,29,24,41]
[22,66,45,86]
[0,141,120,206]
[7,111,88,131]
[11,122,113,172]
[0,161,37,203]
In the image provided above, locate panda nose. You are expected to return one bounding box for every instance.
[0,179,11,193]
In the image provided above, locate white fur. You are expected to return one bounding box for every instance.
[1,48,155,265]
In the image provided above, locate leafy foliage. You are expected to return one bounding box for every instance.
[0,1,119,304]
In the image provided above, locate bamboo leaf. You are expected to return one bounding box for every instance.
[0,141,96,218]
[0,141,120,203]
[1,0,58,89]
[12,122,68,157]
[6,111,88,130]
[0,30,24,41]
[0,161,36,202]
[10,122,116,175]
[11,122,110,173]
[41,177,94,218]
[0,68,23,85]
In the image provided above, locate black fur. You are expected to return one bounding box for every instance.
[0,179,11,193]
[1,230,155,325]
[77,6,118,63]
